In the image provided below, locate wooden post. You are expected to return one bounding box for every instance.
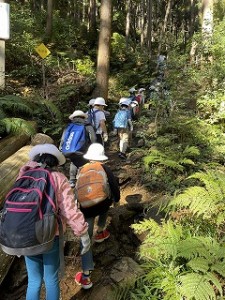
[0,40,5,89]
[0,0,10,90]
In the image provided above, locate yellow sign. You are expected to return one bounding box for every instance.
[35,43,51,59]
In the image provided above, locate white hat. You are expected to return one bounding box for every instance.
[94,97,108,106]
[119,97,131,106]
[119,97,128,104]
[139,88,145,92]
[83,143,108,161]
[69,110,87,120]
[129,87,137,93]
[29,144,66,166]
[88,99,95,107]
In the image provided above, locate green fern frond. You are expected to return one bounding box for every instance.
[0,118,36,136]
[170,170,225,222]
[183,145,200,157]
[41,100,63,122]
[0,95,33,115]
[143,149,185,172]
[179,158,195,166]
[187,257,210,273]
[178,273,217,300]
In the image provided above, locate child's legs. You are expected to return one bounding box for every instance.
[97,211,108,232]
[119,130,129,153]
[25,255,43,300]
[81,217,95,273]
[43,238,60,300]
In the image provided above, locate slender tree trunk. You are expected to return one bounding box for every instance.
[93,0,112,100]
[45,0,54,41]
[140,0,145,47]
[146,0,152,57]
[125,0,131,46]
[158,0,172,55]
[89,0,96,31]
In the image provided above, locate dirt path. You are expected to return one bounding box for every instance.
[0,136,156,300]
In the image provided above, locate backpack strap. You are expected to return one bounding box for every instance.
[57,214,65,278]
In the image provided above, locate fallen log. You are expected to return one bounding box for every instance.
[0,134,30,164]
[0,145,32,205]
[0,133,55,286]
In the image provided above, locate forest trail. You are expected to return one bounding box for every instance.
[0,126,159,300]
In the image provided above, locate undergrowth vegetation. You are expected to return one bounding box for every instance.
[3,1,225,299]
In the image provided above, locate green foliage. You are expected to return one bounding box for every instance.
[0,118,35,136]
[74,56,95,76]
[128,219,225,300]
[0,95,34,136]
[26,94,64,139]
[169,170,225,227]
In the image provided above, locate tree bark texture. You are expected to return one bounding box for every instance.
[93,0,112,100]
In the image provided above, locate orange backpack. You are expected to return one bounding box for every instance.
[75,162,110,208]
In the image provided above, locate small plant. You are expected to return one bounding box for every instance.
[129,219,225,300]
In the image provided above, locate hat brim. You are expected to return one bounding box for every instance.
[29,144,66,165]
[83,153,108,161]
[69,113,87,120]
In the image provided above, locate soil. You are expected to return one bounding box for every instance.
[0,133,161,300]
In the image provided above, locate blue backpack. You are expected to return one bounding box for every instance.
[87,109,99,130]
[113,109,129,129]
[0,167,62,256]
[61,123,88,156]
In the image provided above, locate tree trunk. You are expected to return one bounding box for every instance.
[146,0,153,56]
[158,0,172,55]
[125,0,131,46]
[45,0,54,42]
[93,0,112,100]
[0,134,30,163]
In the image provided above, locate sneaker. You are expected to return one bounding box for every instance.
[69,180,75,188]
[74,272,93,290]
[94,229,110,243]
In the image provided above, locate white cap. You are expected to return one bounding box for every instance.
[129,87,137,93]
[29,144,66,166]
[88,99,95,107]
[83,143,108,161]
[119,98,130,107]
[94,97,108,106]
[69,110,87,120]
[139,88,145,92]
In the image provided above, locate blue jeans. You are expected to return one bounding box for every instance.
[81,212,108,272]
[25,237,60,300]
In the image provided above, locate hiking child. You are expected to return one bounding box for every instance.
[59,110,96,188]
[2,144,91,300]
[113,99,133,160]
[91,97,108,145]
[74,143,120,289]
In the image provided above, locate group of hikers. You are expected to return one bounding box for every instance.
[0,87,146,300]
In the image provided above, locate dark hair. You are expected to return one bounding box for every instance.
[33,153,58,168]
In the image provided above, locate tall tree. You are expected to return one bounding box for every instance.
[45,0,54,41]
[93,0,112,100]
[146,0,153,56]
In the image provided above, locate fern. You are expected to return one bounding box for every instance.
[130,219,225,299]
[178,273,218,300]
[0,95,33,115]
[169,170,225,224]
[0,118,36,136]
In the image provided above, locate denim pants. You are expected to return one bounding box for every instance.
[25,237,60,300]
[81,212,108,272]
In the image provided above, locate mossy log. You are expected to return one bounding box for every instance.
[0,145,32,205]
[0,134,30,164]
[0,133,55,286]
[0,145,32,286]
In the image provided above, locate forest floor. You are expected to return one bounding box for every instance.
[0,122,161,300]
